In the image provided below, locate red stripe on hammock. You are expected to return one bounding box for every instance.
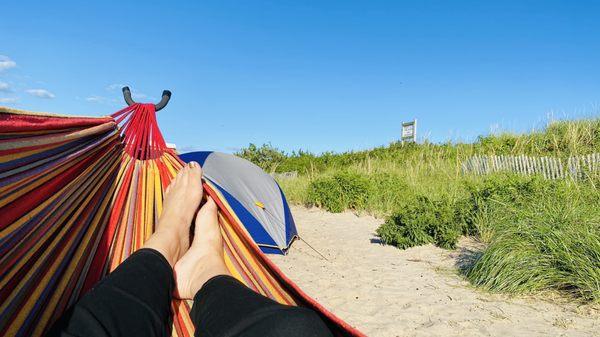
[0,113,112,132]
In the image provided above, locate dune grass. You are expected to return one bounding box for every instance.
[238,118,600,302]
[465,180,600,301]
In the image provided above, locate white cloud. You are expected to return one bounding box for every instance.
[106,83,126,91]
[85,95,104,103]
[132,92,151,100]
[0,97,19,103]
[26,89,55,99]
[0,55,16,71]
[0,81,10,92]
[85,95,118,105]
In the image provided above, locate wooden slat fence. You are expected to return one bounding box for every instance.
[462,153,600,180]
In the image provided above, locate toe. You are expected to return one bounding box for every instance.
[180,165,190,184]
[173,169,182,184]
[189,162,202,183]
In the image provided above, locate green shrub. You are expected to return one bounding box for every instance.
[306,172,371,213]
[466,174,548,205]
[235,143,286,172]
[453,195,477,235]
[376,194,464,250]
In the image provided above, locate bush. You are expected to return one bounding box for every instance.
[306,172,371,213]
[376,194,464,250]
[235,143,286,172]
[466,174,547,206]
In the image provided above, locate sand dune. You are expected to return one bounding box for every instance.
[269,206,599,337]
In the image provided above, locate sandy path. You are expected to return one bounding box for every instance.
[269,206,599,337]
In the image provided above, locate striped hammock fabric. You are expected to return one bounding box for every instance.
[0,104,363,337]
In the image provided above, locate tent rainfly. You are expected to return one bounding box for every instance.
[180,151,298,254]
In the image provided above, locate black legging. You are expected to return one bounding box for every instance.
[47,249,332,337]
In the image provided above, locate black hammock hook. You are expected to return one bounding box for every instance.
[122,86,172,112]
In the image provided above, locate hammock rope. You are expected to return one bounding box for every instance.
[0,104,363,337]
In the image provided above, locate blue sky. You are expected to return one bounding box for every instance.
[1,1,599,153]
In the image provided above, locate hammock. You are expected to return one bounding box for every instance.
[0,104,363,337]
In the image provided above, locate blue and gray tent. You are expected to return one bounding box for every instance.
[180,151,298,254]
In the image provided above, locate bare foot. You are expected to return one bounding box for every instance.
[173,197,231,299]
[142,161,203,267]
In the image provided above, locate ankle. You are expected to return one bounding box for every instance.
[190,260,230,296]
[143,230,183,267]
[158,213,192,232]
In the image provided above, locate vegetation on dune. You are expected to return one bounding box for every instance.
[465,179,600,301]
[237,118,600,302]
[306,172,371,213]
[238,118,600,174]
[476,118,600,156]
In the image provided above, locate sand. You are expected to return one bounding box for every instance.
[269,206,599,337]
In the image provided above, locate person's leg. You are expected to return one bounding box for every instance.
[46,248,175,337]
[174,197,333,337]
[192,275,333,337]
[47,162,204,337]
